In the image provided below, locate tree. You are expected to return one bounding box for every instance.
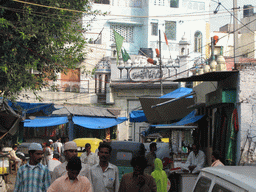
[0,0,95,99]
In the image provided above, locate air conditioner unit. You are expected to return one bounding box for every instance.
[205,88,236,106]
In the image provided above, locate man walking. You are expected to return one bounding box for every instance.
[90,143,119,192]
[47,156,93,192]
[51,141,90,183]
[80,143,98,166]
[119,155,157,192]
[14,143,51,192]
[145,142,157,175]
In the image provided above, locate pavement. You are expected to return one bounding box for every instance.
[7,173,16,192]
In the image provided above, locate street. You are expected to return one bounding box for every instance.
[0,173,16,192]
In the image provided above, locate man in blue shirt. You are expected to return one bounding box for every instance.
[14,143,51,192]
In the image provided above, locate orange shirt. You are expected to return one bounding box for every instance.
[47,173,93,192]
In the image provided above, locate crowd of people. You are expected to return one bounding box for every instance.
[12,140,224,192]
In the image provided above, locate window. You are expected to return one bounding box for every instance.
[110,24,134,43]
[170,0,179,8]
[151,23,158,36]
[115,0,142,7]
[165,21,176,40]
[154,0,164,6]
[212,184,232,192]
[94,0,110,4]
[194,31,202,53]
[193,177,211,192]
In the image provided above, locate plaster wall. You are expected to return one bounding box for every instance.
[112,87,176,140]
[193,82,217,103]
[239,32,256,58]
[237,64,256,164]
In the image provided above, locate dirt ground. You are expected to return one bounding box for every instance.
[0,173,16,192]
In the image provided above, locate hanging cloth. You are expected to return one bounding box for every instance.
[225,108,238,165]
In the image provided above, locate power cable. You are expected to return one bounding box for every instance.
[211,0,255,34]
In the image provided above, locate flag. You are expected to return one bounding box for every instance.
[121,48,130,62]
[164,32,168,46]
[113,30,124,65]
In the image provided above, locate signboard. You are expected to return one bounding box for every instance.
[129,67,168,81]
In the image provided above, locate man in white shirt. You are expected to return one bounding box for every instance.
[51,141,91,183]
[10,144,22,168]
[48,153,62,177]
[183,144,205,174]
[90,143,119,192]
[80,143,98,166]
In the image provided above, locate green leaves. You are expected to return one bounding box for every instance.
[0,0,93,99]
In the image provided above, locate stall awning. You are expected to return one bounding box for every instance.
[173,71,238,82]
[0,98,23,136]
[139,87,195,124]
[129,110,148,122]
[141,110,204,137]
[8,101,57,115]
[159,87,193,98]
[150,110,204,129]
[23,116,68,127]
[73,116,128,129]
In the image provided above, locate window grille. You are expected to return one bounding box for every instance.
[94,0,110,4]
[165,21,176,40]
[110,24,134,43]
[170,0,179,8]
[151,23,158,36]
[115,0,142,7]
[154,0,164,6]
[194,31,202,53]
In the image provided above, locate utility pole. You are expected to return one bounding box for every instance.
[233,0,238,66]
[159,29,163,96]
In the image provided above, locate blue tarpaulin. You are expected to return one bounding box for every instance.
[129,110,148,122]
[141,110,204,137]
[150,110,204,128]
[23,116,68,127]
[8,101,56,115]
[159,87,193,98]
[73,116,128,129]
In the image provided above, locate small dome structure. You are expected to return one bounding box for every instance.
[95,58,111,74]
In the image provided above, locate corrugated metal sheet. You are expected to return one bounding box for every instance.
[52,105,116,118]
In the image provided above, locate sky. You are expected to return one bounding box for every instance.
[210,0,256,32]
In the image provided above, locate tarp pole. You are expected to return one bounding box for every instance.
[68,115,74,141]
[151,92,196,108]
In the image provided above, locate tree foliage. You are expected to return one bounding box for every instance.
[0,0,94,99]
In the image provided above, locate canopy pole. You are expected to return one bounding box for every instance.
[68,115,74,141]
[151,92,196,108]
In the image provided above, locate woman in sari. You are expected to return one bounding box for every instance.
[151,158,168,192]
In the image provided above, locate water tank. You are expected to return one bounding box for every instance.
[139,48,153,58]
[243,5,254,18]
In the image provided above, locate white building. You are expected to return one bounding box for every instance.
[18,0,211,142]
[85,0,210,64]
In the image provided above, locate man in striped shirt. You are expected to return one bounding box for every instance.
[14,143,51,192]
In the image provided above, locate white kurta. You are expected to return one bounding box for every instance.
[184,150,206,173]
